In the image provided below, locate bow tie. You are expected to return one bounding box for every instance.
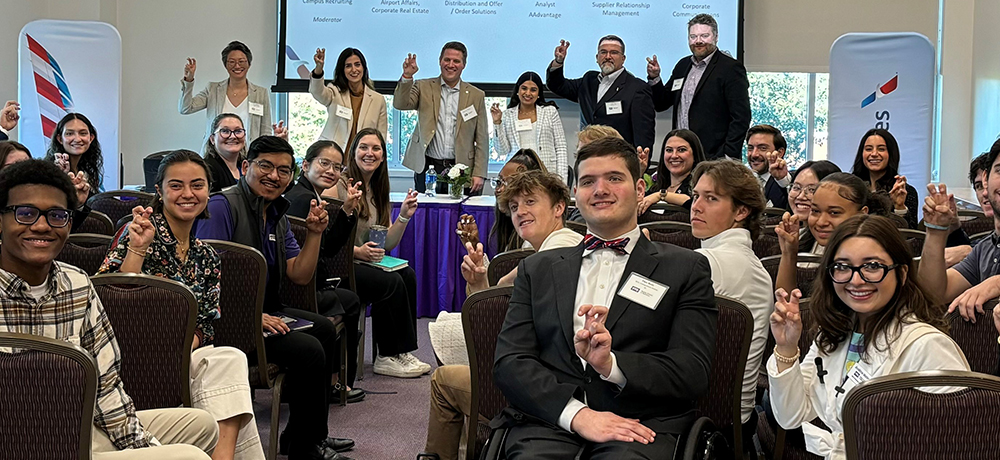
[584,234,630,255]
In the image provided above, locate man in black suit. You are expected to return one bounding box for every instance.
[646,14,750,161]
[546,36,656,151]
[746,124,790,208]
[493,137,717,458]
[0,100,19,140]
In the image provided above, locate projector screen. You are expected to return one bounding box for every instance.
[275,0,743,94]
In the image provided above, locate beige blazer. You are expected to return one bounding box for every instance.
[393,77,488,178]
[309,77,388,149]
[179,79,272,143]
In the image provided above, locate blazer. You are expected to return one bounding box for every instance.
[393,77,489,178]
[492,236,718,435]
[309,76,388,148]
[493,105,568,180]
[0,131,7,141]
[651,52,750,160]
[764,175,789,209]
[179,78,273,144]
[546,66,656,150]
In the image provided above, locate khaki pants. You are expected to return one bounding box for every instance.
[93,407,219,459]
[425,365,474,460]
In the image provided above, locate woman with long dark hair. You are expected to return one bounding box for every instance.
[310,47,388,150]
[638,129,706,214]
[850,129,918,228]
[490,71,567,181]
[45,112,103,196]
[202,113,247,193]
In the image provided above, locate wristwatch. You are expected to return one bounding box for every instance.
[660,189,666,202]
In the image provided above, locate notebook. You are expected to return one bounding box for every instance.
[263,314,314,338]
[356,255,409,272]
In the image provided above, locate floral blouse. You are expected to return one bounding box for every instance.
[99,213,222,347]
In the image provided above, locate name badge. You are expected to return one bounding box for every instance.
[617,272,669,310]
[249,102,265,116]
[268,234,276,242]
[460,105,478,122]
[335,105,352,120]
[605,100,623,115]
[847,364,872,386]
[671,78,684,91]
[515,118,532,131]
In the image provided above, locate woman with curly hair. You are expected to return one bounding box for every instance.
[45,112,103,196]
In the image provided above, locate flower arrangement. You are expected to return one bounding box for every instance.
[442,163,471,199]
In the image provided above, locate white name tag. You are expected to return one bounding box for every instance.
[847,364,872,386]
[605,100,623,115]
[268,234,276,242]
[617,272,669,310]
[249,102,264,116]
[671,78,684,91]
[335,105,352,120]
[460,105,477,122]
[515,118,532,131]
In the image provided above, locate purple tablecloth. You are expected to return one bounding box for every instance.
[390,198,497,317]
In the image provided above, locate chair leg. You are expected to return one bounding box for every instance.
[774,426,786,460]
[339,325,348,407]
[357,309,367,381]
[269,374,285,460]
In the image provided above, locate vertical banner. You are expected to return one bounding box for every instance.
[18,20,121,190]
[829,33,935,210]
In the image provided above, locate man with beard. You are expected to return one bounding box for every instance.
[646,14,750,161]
[745,124,790,208]
[546,35,656,151]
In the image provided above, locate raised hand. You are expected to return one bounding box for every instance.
[305,199,330,234]
[127,206,156,251]
[490,103,503,125]
[770,288,803,354]
[775,212,800,255]
[456,213,481,248]
[636,146,650,173]
[890,175,908,210]
[638,193,659,216]
[272,120,288,140]
[574,304,613,376]
[69,171,91,206]
[343,179,362,214]
[54,153,71,173]
[313,47,326,74]
[766,151,788,180]
[922,183,957,231]
[645,54,660,80]
[570,408,655,445]
[460,242,488,289]
[0,100,20,131]
[183,58,197,82]
[399,188,419,219]
[402,53,419,79]
[554,39,570,64]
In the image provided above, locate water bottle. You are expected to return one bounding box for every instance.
[425,166,437,197]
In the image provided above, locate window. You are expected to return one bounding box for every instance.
[745,72,829,169]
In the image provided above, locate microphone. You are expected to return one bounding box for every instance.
[815,357,827,384]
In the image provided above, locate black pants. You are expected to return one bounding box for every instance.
[413,157,482,196]
[504,422,677,459]
[317,287,362,386]
[261,307,338,445]
[355,263,418,356]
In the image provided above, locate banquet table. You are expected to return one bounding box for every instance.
[388,193,499,317]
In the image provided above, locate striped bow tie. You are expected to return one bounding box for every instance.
[583,234,630,255]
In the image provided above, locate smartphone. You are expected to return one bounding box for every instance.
[325,277,342,289]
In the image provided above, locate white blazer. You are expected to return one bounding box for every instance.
[493,105,568,181]
[179,78,272,143]
[309,77,388,149]
[767,319,970,459]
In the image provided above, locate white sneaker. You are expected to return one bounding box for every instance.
[401,352,432,374]
[374,354,424,378]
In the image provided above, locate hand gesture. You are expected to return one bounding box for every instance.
[305,199,330,234]
[948,276,1000,322]
[490,103,503,125]
[69,171,91,205]
[273,120,288,140]
[127,206,155,251]
[0,101,20,131]
[456,214,481,248]
[262,313,291,336]
[775,212,800,255]
[313,47,326,74]
[460,242,488,289]
[574,305,613,376]
[356,241,385,262]
[770,288,803,353]
[890,175,908,210]
[645,54,660,80]
[471,176,485,193]
[922,183,957,231]
[766,151,788,180]
[183,58,197,82]
[571,408,655,444]
[554,39,570,64]
[54,153,71,173]
[399,188,419,219]
[636,146,650,173]
[638,193,659,216]
[342,179,362,213]
[402,53,419,79]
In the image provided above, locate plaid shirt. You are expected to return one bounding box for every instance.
[0,262,154,449]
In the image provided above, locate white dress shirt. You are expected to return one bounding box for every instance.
[428,77,461,160]
[557,226,639,432]
[597,67,626,102]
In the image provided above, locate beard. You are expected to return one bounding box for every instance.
[600,61,617,75]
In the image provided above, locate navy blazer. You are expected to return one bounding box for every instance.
[0,131,7,141]
[546,66,656,150]
[764,176,789,209]
[651,52,750,161]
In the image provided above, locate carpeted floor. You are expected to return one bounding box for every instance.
[254,317,440,460]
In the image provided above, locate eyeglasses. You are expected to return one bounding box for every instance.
[252,159,293,179]
[226,59,249,67]
[313,158,348,174]
[491,177,507,190]
[597,49,622,57]
[829,261,900,284]
[689,33,714,41]
[1,205,72,228]
[216,128,246,138]
[790,183,818,197]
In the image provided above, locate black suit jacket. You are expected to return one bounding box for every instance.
[492,236,717,435]
[547,66,656,150]
[764,176,789,209]
[0,131,7,141]
[651,52,750,161]
[284,178,356,279]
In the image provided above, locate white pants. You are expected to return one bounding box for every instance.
[191,345,265,460]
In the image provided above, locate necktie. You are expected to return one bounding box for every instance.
[583,234,630,255]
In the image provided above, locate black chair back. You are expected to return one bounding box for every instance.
[86,190,155,228]
[948,300,999,375]
[56,233,113,276]
[640,221,700,250]
[463,286,514,460]
[75,210,115,236]
[487,248,535,286]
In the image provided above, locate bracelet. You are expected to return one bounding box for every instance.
[773,346,800,364]
[894,206,908,215]
[397,215,410,223]
[924,222,949,231]
[127,245,148,258]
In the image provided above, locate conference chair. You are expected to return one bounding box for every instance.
[143,150,171,191]
[564,220,588,236]
[843,370,1000,459]
[486,248,535,286]
[87,190,155,226]
[753,225,782,259]
[56,233,113,275]
[91,273,197,410]
[947,299,999,375]
[205,240,284,460]
[74,209,115,236]
[0,332,98,460]
[763,207,786,226]
[640,221,701,250]
[462,286,513,460]
[958,209,993,237]
[970,230,993,245]
[759,254,824,296]
[898,228,926,258]
[638,202,690,224]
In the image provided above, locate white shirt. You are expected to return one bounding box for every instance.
[597,67,625,102]
[428,77,461,160]
[26,277,50,302]
[222,94,250,132]
[696,228,774,422]
[557,226,638,432]
[516,121,538,152]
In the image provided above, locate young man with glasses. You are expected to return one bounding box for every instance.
[196,136,356,460]
[0,160,219,459]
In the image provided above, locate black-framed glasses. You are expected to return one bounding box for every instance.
[312,158,348,174]
[829,261,900,284]
[1,205,72,228]
[216,128,246,138]
[790,183,818,197]
[252,159,293,179]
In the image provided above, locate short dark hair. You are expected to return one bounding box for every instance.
[440,41,467,63]
[151,150,212,219]
[497,170,571,219]
[690,160,766,240]
[246,136,295,163]
[575,137,641,183]
[819,172,891,216]
[688,13,719,36]
[304,140,343,163]
[792,160,841,183]
[970,151,992,185]
[986,138,1000,180]
[0,141,31,170]
[598,35,625,55]
[222,40,252,65]
[0,159,77,210]
[746,124,787,152]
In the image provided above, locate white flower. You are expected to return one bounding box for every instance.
[447,167,461,179]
